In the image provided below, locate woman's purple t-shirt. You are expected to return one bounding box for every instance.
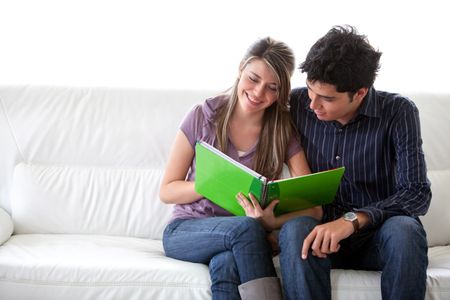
[170,95,302,221]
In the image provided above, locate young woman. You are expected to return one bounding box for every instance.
[160,37,322,300]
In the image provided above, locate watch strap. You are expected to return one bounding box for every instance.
[351,217,360,233]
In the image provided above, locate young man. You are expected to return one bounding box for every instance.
[279,25,431,300]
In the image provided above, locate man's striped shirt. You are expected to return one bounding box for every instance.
[290,87,431,227]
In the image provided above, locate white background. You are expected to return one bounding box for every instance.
[1,0,449,93]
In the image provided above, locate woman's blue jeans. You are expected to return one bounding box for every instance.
[278,215,428,300]
[163,216,276,300]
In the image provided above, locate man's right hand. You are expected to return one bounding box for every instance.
[301,217,355,259]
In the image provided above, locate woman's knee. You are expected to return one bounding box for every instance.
[234,217,266,238]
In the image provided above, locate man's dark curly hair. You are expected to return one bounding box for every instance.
[300,25,382,93]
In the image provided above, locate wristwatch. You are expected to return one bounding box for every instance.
[343,211,360,233]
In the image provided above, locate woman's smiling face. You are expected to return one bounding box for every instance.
[237,58,279,114]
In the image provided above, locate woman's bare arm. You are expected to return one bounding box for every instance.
[159,130,203,204]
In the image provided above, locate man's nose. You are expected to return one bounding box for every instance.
[309,96,320,110]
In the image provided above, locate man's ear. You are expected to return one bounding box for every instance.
[353,87,369,103]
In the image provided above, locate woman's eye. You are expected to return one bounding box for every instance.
[249,76,257,82]
[268,86,278,92]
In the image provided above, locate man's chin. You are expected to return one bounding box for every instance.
[315,113,328,120]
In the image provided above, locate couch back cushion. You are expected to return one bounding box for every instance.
[11,163,171,239]
[1,86,214,239]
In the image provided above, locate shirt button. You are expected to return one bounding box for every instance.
[338,128,343,133]
[335,155,341,160]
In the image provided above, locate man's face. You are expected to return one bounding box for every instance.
[306,80,367,125]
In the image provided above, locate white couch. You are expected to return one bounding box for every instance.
[0,85,449,300]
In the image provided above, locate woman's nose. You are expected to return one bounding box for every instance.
[254,84,265,97]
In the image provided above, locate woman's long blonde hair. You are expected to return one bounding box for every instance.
[215,37,296,180]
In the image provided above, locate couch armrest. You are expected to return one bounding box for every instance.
[0,207,13,245]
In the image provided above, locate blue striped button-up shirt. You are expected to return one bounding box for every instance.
[290,87,431,227]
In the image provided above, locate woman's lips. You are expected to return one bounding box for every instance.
[246,93,261,105]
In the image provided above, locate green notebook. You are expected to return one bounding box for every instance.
[194,141,345,216]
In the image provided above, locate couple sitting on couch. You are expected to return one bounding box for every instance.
[159,25,431,300]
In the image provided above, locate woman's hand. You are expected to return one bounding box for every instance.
[236,192,279,231]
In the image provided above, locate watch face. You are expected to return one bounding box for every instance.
[344,212,357,221]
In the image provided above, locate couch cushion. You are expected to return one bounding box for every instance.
[0,234,211,300]
[11,163,173,239]
[0,208,13,245]
[426,246,450,298]
[410,93,450,172]
[420,169,450,247]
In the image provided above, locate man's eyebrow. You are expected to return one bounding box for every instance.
[306,82,335,99]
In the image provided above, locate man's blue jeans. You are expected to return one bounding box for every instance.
[163,216,276,300]
[278,215,428,300]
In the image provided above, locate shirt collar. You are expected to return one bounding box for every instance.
[357,87,380,118]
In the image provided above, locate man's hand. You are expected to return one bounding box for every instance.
[236,192,279,231]
[301,217,355,259]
